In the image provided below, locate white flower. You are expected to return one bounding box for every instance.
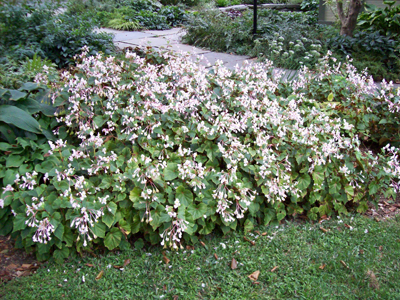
[82,275,85,282]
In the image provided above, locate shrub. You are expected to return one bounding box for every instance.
[0,1,114,68]
[325,31,400,81]
[1,47,399,261]
[358,0,400,40]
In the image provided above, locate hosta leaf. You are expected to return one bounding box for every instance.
[0,105,41,134]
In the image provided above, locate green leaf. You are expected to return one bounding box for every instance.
[344,185,354,197]
[102,211,116,228]
[92,221,106,239]
[129,187,142,202]
[54,223,64,241]
[244,219,254,232]
[104,227,122,250]
[163,163,178,180]
[6,155,25,168]
[175,185,193,207]
[53,246,69,263]
[134,238,144,249]
[327,93,334,101]
[297,174,311,190]
[9,90,27,101]
[0,105,42,134]
[13,214,27,232]
[187,203,207,220]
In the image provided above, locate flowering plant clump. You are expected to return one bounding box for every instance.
[0,47,399,260]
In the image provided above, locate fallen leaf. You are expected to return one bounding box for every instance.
[200,241,206,247]
[340,260,348,268]
[214,253,219,260]
[243,236,255,246]
[248,270,260,281]
[261,232,268,236]
[270,266,278,272]
[319,264,326,270]
[230,258,237,270]
[163,256,170,265]
[123,259,131,267]
[344,224,351,229]
[21,264,32,269]
[163,285,167,291]
[57,284,63,287]
[252,281,260,285]
[379,246,383,251]
[95,270,104,280]
[113,265,122,269]
[186,245,194,250]
[366,269,380,290]
[359,249,364,255]
[254,230,261,235]
[319,227,328,233]
[85,263,94,267]
[6,263,17,271]
[173,296,178,300]
[374,217,380,222]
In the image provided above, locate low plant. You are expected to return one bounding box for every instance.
[358,0,400,40]
[0,1,114,68]
[1,47,399,262]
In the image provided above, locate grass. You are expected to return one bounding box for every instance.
[1,215,400,299]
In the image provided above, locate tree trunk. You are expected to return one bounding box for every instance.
[337,0,364,37]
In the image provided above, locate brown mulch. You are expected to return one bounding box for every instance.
[0,235,40,284]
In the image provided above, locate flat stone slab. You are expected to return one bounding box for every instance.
[191,52,250,68]
[143,28,184,36]
[96,28,154,42]
[121,37,175,47]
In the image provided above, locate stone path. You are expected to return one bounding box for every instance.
[99,27,399,88]
[99,27,258,70]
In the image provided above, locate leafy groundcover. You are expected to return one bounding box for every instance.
[0,47,399,262]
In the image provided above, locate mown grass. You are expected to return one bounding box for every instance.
[1,215,400,299]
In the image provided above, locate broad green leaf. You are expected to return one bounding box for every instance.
[0,105,41,134]
[102,212,116,228]
[187,203,207,220]
[53,246,69,263]
[175,185,193,207]
[104,227,122,250]
[13,214,27,232]
[9,90,27,101]
[129,187,142,202]
[163,163,178,180]
[297,174,311,190]
[6,155,25,168]
[92,221,106,239]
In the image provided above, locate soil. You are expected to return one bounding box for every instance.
[0,197,399,285]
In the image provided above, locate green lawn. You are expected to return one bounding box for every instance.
[1,215,400,299]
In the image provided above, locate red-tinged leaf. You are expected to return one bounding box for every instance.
[95,270,104,280]
[214,253,218,260]
[344,224,351,229]
[123,259,131,267]
[231,258,238,270]
[271,266,278,272]
[113,265,122,269]
[248,270,260,281]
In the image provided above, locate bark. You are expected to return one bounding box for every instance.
[337,0,364,37]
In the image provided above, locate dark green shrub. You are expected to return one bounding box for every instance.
[0,1,114,68]
[358,0,400,40]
